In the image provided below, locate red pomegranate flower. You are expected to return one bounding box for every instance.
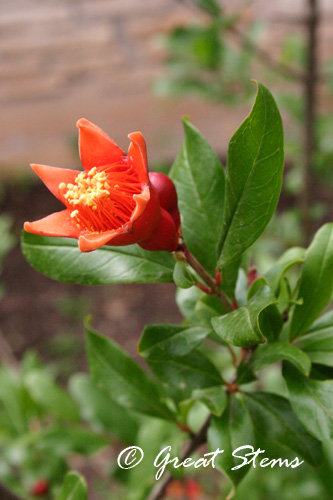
[24,119,179,252]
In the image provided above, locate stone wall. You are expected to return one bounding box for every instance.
[0,0,332,174]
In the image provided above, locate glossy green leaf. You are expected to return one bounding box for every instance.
[69,374,139,444]
[265,247,305,294]
[208,395,256,496]
[220,258,241,298]
[251,342,311,376]
[176,286,204,324]
[86,324,175,421]
[290,223,333,339]
[195,295,227,328]
[258,303,283,341]
[247,278,283,341]
[190,386,227,417]
[138,324,210,361]
[21,231,175,285]
[212,286,277,347]
[218,82,284,267]
[170,119,225,274]
[243,391,322,466]
[295,322,333,367]
[235,362,257,386]
[56,471,87,500]
[173,260,194,289]
[247,277,269,300]
[24,370,80,422]
[148,350,223,393]
[283,362,333,441]
[306,309,333,333]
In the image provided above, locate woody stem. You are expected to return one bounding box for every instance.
[180,244,234,312]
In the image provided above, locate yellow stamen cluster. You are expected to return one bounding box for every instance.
[60,168,112,211]
[58,163,142,233]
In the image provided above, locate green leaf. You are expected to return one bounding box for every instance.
[24,370,80,422]
[180,385,228,421]
[188,386,227,417]
[69,374,139,444]
[283,362,333,441]
[247,277,269,300]
[220,258,241,298]
[195,295,227,328]
[56,471,87,500]
[218,82,284,267]
[212,286,277,347]
[243,391,322,466]
[0,368,28,434]
[295,322,333,367]
[173,260,194,289]
[251,342,311,376]
[235,362,257,386]
[148,350,223,393]
[248,278,283,341]
[265,247,305,294]
[86,323,175,421]
[170,119,225,274]
[208,395,256,496]
[21,231,175,285]
[306,309,333,333]
[176,286,204,324]
[290,223,333,339]
[39,426,108,456]
[138,324,210,361]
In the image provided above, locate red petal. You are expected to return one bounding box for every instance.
[77,118,124,170]
[24,210,81,238]
[139,208,178,252]
[78,230,121,252]
[30,164,79,202]
[127,132,149,183]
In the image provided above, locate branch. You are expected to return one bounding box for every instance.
[301,0,319,244]
[179,244,234,312]
[228,25,304,82]
[145,416,211,500]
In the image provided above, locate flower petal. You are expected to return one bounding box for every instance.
[24,210,81,238]
[30,164,79,202]
[78,230,121,252]
[139,208,178,252]
[77,118,124,170]
[127,132,149,183]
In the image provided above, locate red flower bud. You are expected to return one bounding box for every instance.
[184,479,203,500]
[148,172,181,232]
[24,120,179,253]
[30,479,49,496]
[166,479,184,499]
[148,172,178,213]
[248,266,258,287]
